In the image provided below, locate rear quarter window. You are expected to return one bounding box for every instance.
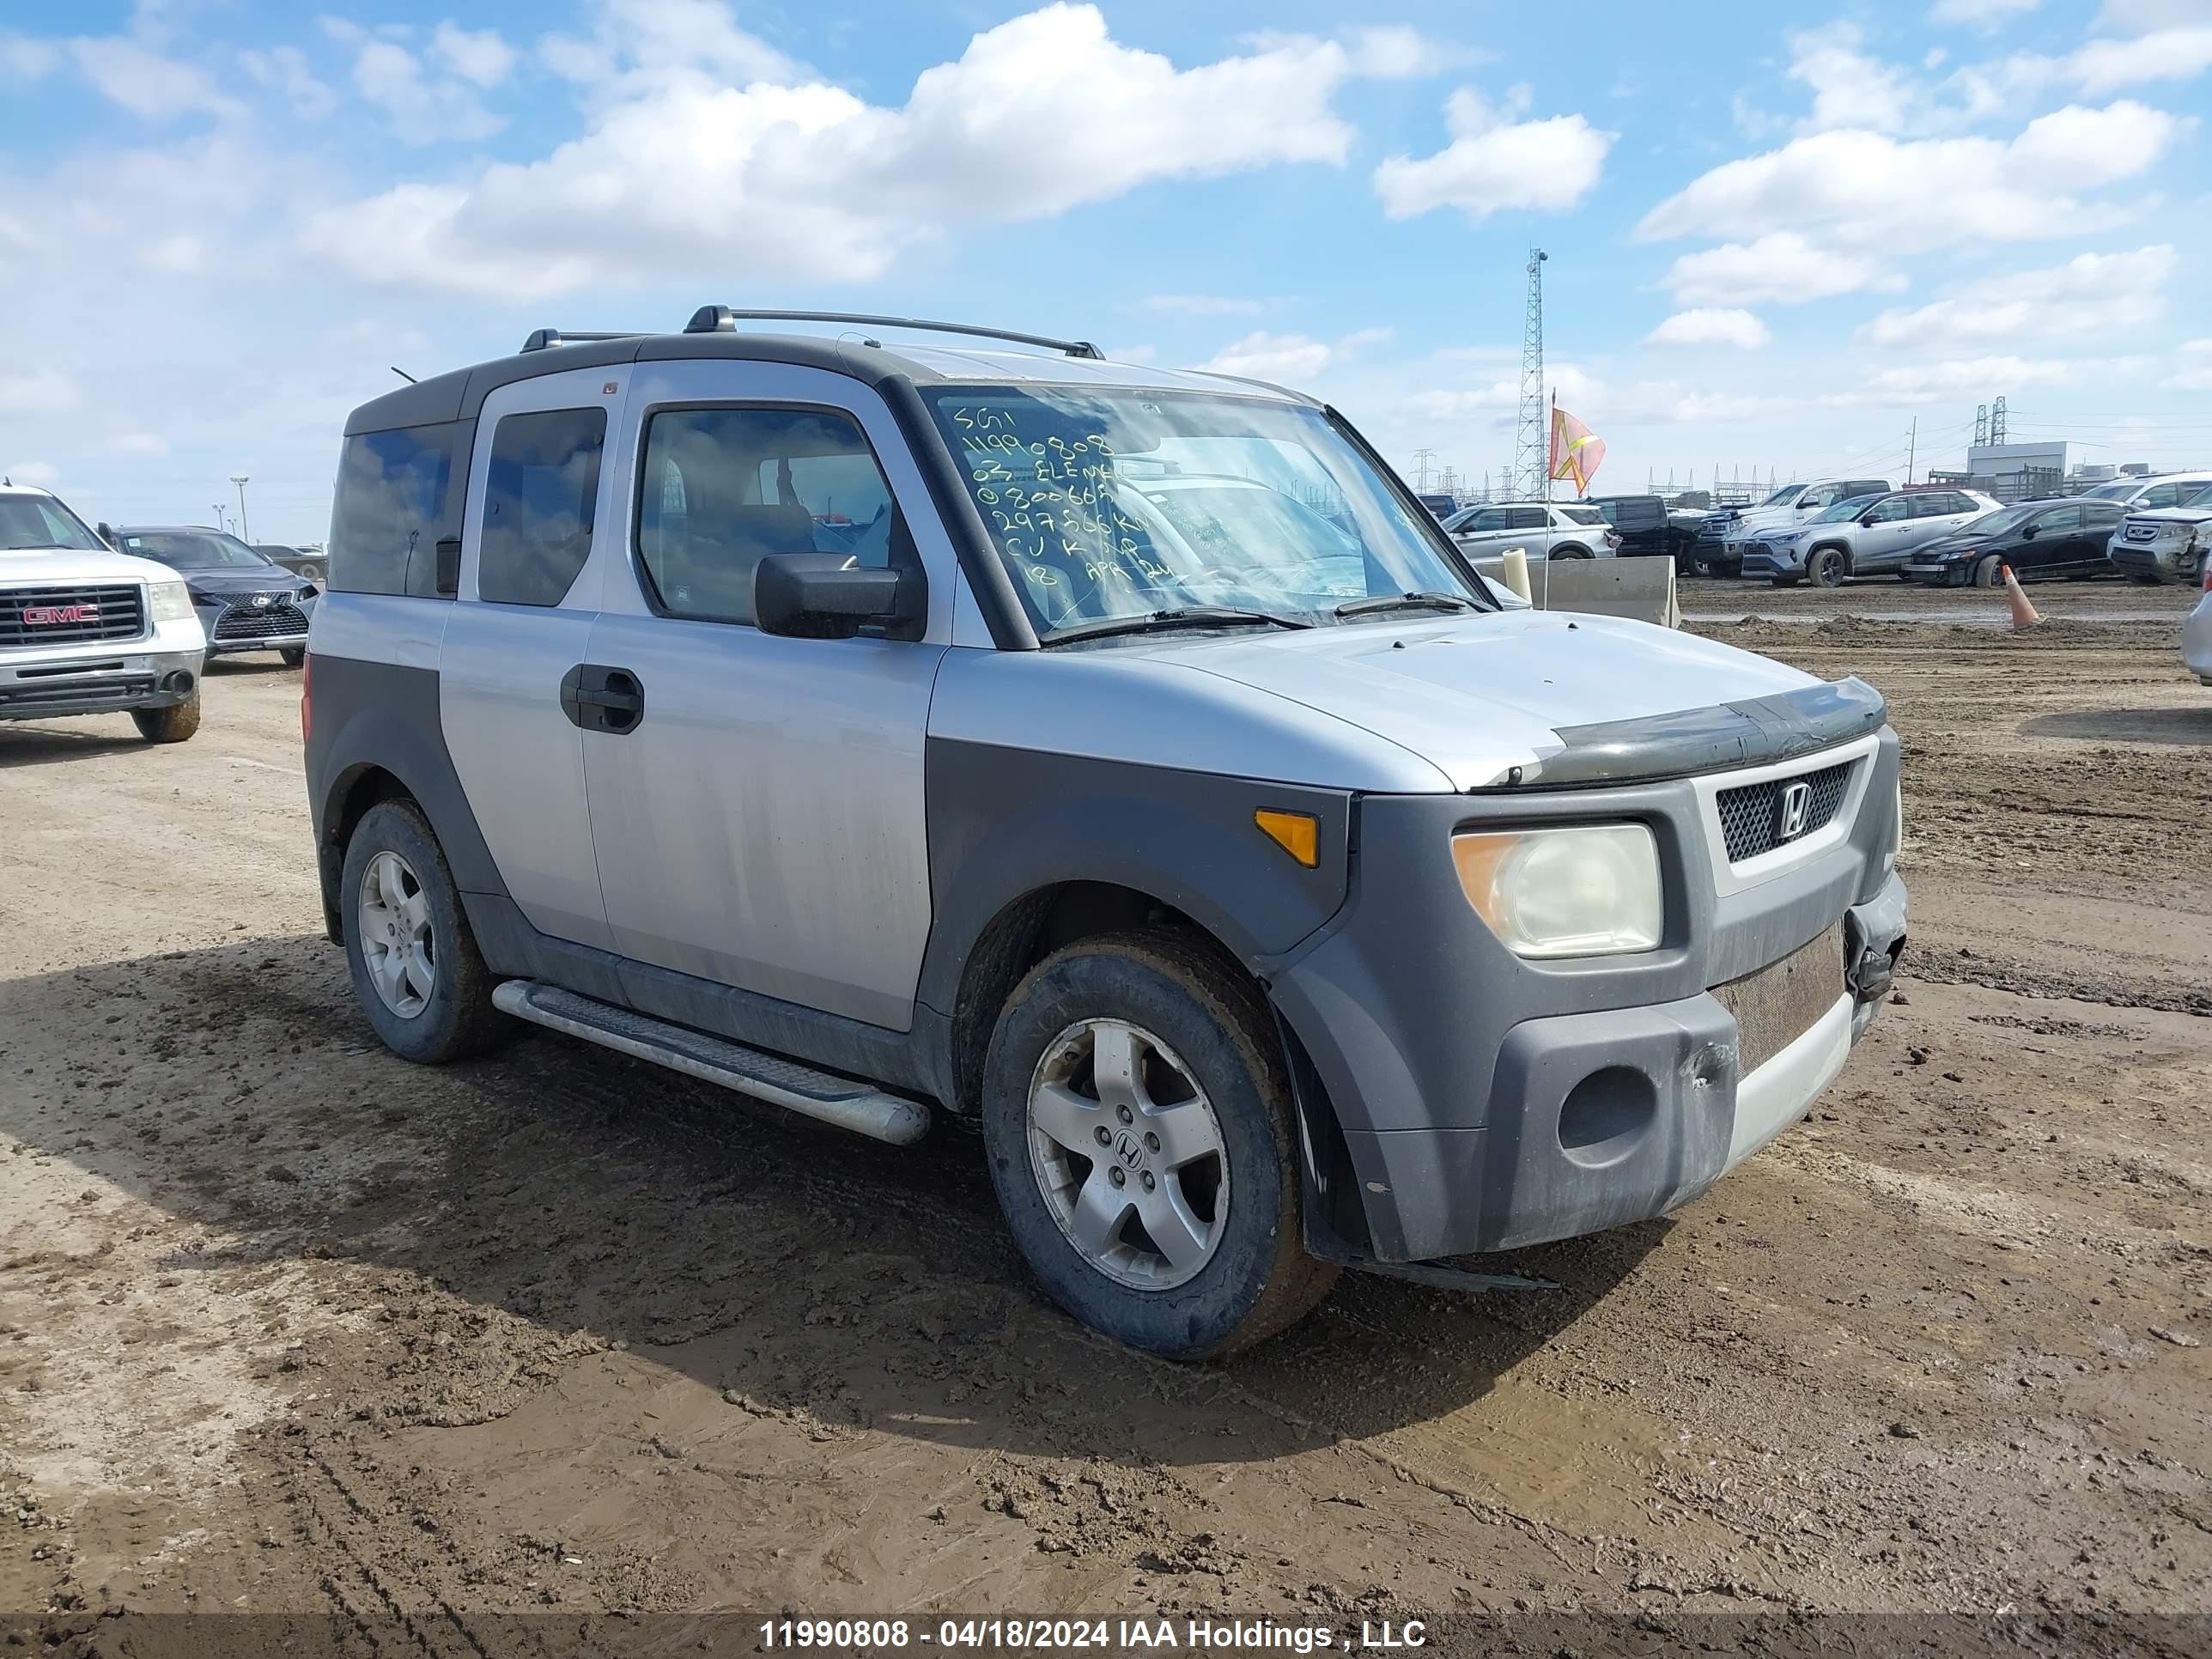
[330,420,471,598]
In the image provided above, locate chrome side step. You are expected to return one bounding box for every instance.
[491,980,932,1146]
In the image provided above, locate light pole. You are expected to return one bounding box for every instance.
[211,503,227,531]
[230,475,251,543]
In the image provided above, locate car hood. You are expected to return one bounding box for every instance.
[1133,610,1822,790]
[180,568,313,594]
[0,545,179,586]
[2124,506,2212,526]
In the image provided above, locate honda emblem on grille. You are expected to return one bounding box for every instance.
[1777,781,1813,842]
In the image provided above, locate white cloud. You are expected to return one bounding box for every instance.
[70,36,244,121]
[1790,23,1936,135]
[1145,295,1266,317]
[107,432,170,456]
[2098,1,2207,29]
[1859,245,2175,349]
[307,3,1382,297]
[0,368,82,416]
[239,44,335,118]
[2,33,60,77]
[2165,338,2212,392]
[1639,101,2188,256]
[1826,354,2084,406]
[349,38,504,144]
[1372,86,1613,221]
[1645,308,1772,349]
[1930,0,2042,27]
[1199,326,1389,381]
[433,22,517,88]
[539,0,808,92]
[2,461,63,489]
[1663,232,1904,306]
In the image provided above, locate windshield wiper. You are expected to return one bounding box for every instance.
[1334,591,1479,619]
[1039,606,1313,647]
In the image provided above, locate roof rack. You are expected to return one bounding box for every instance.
[684,306,1102,361]
[520,328,647,353]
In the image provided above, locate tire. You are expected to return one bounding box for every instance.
[1768,576,1799,588]
[2126,569,2166,586]
[980,929,1337,1359]
[280,647,306,668]
[1807,546,1849,588]
[1551,544,1592,560]
[339,798,506,1064]
[300,563,323,583]
[1973,556,2002,589]
[131,689,200,744]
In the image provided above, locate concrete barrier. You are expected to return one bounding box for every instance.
[1472,555,1679,629]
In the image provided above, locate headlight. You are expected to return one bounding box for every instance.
[148,580,195,623]
[1451,824,1663,958]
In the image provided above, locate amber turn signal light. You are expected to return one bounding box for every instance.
[1254,808,1319,868]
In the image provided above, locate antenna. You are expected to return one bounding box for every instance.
[390,366,418,384]
[1515,248,1547,501]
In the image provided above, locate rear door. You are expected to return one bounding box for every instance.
[2081,501,2127,571]
[439,368,626,948]
[580,360,956,1031]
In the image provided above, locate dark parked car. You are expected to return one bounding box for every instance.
[1899,498,2130,587]
[1413,491,1459,523]
[1589,495,1700,569]
[255,543,326,583]
[106,526,318,663]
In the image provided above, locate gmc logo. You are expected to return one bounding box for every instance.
[22,604,98,625]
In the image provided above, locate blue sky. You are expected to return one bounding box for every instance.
[3,0,2209,541]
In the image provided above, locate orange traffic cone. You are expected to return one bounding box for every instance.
[2000,564,2041,629]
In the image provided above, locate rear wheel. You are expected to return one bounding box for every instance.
[981,930,1336,1359]
[1551,544,1592,560]
[131,689,200,744]
[1807,547,1849,588]
[341,799,506,1063]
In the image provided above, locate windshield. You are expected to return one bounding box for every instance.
[1813,495,1880,524]
[925,386,1485,635]
[2081,482,2137,500]
[0,494,106,552]
[2179,482,2212,509]
[1757,484,1802,507]
[118,530,274,568]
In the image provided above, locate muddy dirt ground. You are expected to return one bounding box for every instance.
[3,580,2208,1656]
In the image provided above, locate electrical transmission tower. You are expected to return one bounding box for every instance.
[1973,404,1989,447]
[1515,247,1548,501]
[1990,396,2008,446]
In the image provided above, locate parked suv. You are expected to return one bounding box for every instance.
[2,483,206,740]
[1694,479,1893,576]
[2109,482,2212,585]
[110,526,319,665]
[1446,500,1617,560]
[304,307,1907,1358]
[1743,488,2000,586]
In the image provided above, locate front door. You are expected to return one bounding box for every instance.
[581,361,956,1033]
[1855,495,1912,570]
[440,367,629,949]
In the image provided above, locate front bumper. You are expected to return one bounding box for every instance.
[0,647,204,720]
[195,596,313,655]
[1740,545,1802,580]
[1269,735,1906,1262]
[1901,560,1969,586]
[2112,539,2195,580]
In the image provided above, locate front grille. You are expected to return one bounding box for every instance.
[1,584,145,648]
[212,602,308,641]
[1716,759,1856,864]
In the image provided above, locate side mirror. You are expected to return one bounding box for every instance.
[755,553,922,640]
[2018,522,2039,539]
[97,520,119,550]
[1797,499,1818,509]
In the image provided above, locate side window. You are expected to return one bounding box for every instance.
[2037,505,2081,532]
[1866,497,1908,524]
[1509,506,1548,530]
[1466,508,1508,532]
[1804,487,1838,509]
[1909,493,1958,519]
[2138,484,2179,508]
[330,420,468,598]
[478,409,606,607]
[2088,503,2126,526]
[636,405,899,626]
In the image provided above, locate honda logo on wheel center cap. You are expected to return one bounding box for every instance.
[1113,1129,1146,1171]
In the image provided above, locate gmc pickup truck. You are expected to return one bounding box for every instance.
[1,483,207,742]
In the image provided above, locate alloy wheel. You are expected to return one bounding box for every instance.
[357,849,436,1018]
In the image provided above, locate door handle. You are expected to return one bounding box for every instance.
[560,665,646,733]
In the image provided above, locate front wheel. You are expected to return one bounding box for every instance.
[1973,556,2003,588]
[340,799,506,1063]
[1807,547,1849,588]
[981,930,1337,1359]
[279,647,306,668]
[131,690,200,744]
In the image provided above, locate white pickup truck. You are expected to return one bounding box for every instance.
[1,483,208,742]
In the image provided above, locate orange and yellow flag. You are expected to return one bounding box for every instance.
[1548,404,1606,495]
